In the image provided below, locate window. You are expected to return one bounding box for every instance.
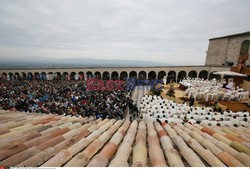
[240,40,250,55]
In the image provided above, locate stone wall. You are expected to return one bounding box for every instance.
[205,38,228,66]
[242,80,250,90]
[226,34,250,65]
[205,33,250,66]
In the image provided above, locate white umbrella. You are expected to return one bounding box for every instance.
[213,71,247,77]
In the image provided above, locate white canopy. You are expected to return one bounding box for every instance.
[213,71,247,77]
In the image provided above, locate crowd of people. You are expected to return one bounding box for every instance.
[0,79,132,119]
[1,75,249,125]
[139,95,250,128]
[181,77,249,102]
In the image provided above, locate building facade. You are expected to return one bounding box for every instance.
[205,32,250,66]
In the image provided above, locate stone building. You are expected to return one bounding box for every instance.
[205,32,250,66]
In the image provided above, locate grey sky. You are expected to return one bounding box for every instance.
[0,0,249,65]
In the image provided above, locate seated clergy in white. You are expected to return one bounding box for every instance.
[240,121,249,128]
[247,116,250,123]
[193,115,200,121]
[222,120,233,127]
[225,80,234,89]
[187,119,196,124]
[174,118,183,124]
[200,120,210,125]
[231,117,240,127]
[167,117,175,123]
[154,113,161,120]
[210,121,218,126]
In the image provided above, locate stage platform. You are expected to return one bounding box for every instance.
[218,100,250,112]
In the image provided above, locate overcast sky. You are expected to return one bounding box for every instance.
[0,0,249,65]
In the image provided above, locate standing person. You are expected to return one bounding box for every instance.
[189,95,195,107]
[128,99,134,114]
[133,105,139,119]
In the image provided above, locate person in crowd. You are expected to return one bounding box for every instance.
[0,79,129,119]
[189,95,195,107]
[225,80,234,89]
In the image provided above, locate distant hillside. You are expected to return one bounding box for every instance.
[0,57,169,68]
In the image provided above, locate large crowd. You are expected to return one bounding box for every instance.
[0,79,132,119]
[1,76,249,124]
[181,77,250,102]
[139,95,250,128]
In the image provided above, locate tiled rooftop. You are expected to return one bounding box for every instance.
[0,110,249,167]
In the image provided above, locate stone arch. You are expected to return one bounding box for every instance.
[120,71,128,80]
[129,71,137,79]
[209,72,221,80]
[41,72,47,80]
[34,72,40,80]
[70,72,77,80]
[14,72,21,80]
[167,71,176,83]
[8,72,14,80]
[188,70,197,78]
[48,72,54,80]
[148,71,156,80]
[54,72,61,80]
[111,71,119,80]
[78,72,84,80]
[21,72,26,80]
[239,40,250,65]
[27,72,33,80]
[138,71,147,80]
[63,72,69,80]
[158,71,166,79]
[240,40,250,55]
[177,71,186,82]
[1,72,7,80]
[103,71,110,80]
[94,71,101,79]
[198,70,208,80]
[86,71,93,79]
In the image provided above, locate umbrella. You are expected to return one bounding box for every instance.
[213,71,247,77]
